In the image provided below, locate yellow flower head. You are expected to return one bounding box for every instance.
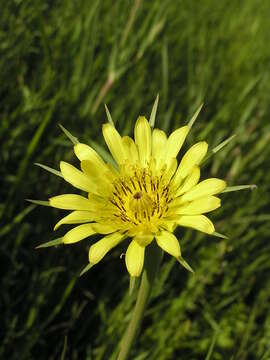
[49,115,226,277]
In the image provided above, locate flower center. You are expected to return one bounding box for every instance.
[129,191,153,220]
[109,164,171,231]
[133,191,143,199]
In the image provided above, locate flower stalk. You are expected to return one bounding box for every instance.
[117,243,163,360]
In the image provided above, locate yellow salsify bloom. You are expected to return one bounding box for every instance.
[49,116,226,277]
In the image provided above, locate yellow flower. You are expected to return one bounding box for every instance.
[49,116,226,277]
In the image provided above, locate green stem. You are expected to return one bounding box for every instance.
[117,243,163,360]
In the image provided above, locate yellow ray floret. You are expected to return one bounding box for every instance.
[89,233,124,264]
[134,116,152,166]
[164,126,189,162]
[125,240,145,277]
[48,114,227,277]
[156,231,181,258]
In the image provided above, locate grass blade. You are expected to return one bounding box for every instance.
[60,336,68,360]
[205,331,218,360]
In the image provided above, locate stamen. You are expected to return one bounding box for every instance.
[120,184,127,196]
[130,178,136,190]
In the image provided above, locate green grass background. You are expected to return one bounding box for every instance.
[1,0,270,359]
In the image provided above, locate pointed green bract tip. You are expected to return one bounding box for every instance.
[104,104,114,126]
[149,94,159,128]
[177,256,194,273]
[80,263,94,277]
[201,134,237,167]
[212,231,229,240]
[36,237,63,249]
[212,134,236,154]
[187,103,203,129]
[34,162,63,178]
[26,199,51,207]
[58,124,79,144]
[222,184,257,193]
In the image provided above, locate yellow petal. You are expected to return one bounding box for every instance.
[80,160,113,194]
[54,211,95,230]
[102,123,127,165]
[87,193,109,215]
[174,166,200,196]
[176,141,208,180]
[80,160,100,178]
[134,116,151,166]
[74,143,105,169]
[125,240,145,277]
[80,158,109,179]
[88,232,124,264]
[156,231,181,258]
[63,223,96,244]
[91,222,119,234]
[181,178,226,202]
[60,161,97,193]
[175,196,221,215]
[152,129,167,166]
[165,126,189,162]
[176,215,215,234]
[159,219,177,232]
[122,136,139,164]
[163,158,177,185]
[49,194,93,210]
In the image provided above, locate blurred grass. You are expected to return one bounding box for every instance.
[1,0,270,359]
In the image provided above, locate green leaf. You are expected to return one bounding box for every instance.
[36,237,63,249]
[58,124,79,144]
[187,103,203,129]
[35,163,63,178]
[149,94,159,128]
[26,199,50,207]
[80,263,94,277]
[222,185,257,193]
